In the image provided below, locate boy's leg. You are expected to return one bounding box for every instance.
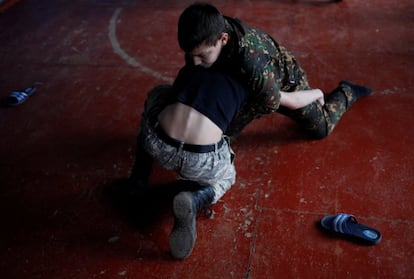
[128,131,153,189]
[278,81,372,138]
[128,85,174,189]
[169,138,236,259]
[169,186,215,260]
[169,172,235,260]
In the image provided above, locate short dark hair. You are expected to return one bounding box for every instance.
[178,2,225,52]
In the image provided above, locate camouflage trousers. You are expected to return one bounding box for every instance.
[227,76,357,139]
[278,80,357,139]
[139,85,236,203]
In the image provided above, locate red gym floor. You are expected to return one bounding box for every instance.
[1,1,413,278]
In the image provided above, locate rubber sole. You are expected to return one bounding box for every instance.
[169,192,197,259]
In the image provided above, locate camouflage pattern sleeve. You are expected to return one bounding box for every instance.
[239,29,283,114]
[221,17,312,137]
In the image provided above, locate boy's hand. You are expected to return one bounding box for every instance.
[316,90,325,106]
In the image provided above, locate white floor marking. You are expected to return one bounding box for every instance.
[108,8,174,83]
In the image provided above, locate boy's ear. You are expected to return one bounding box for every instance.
[220,32,229,45]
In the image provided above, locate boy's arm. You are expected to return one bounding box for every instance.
[279,89,325,110]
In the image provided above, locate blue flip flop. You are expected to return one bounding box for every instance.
[4,86,37,106]
[321,213,382,245]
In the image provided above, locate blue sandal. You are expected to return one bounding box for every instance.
[321,213,382,245]
[4,86,36,106]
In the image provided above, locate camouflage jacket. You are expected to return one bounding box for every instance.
[214,17,310,135]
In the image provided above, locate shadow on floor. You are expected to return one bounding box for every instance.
[100,178,202,231]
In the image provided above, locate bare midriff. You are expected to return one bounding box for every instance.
[158,103,223,145]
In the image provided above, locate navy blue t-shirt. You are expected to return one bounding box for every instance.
[172,66,248,133]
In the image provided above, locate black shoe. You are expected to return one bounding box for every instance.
[169,187,215,259]
[340,80,373,99]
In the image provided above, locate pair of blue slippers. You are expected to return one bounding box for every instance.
[321,213,382,245]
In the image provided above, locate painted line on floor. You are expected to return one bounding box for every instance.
[108,8,173,83]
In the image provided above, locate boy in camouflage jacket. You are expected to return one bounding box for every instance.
[178,2,372,138]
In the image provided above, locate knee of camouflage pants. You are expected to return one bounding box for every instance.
[277,103,329,139]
